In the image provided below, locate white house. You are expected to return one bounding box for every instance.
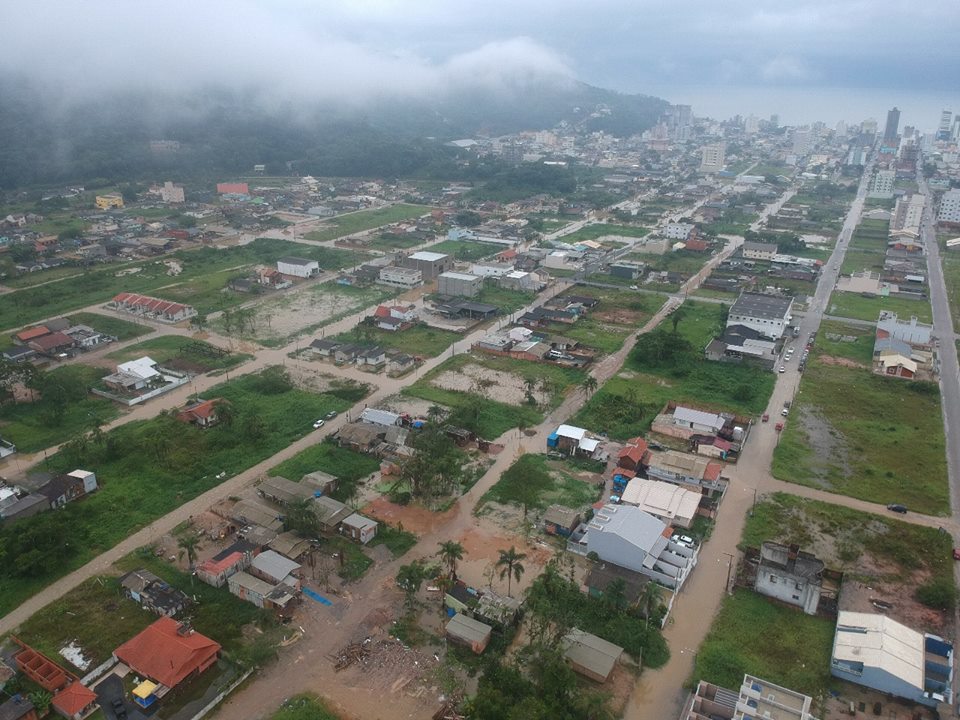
[672,406,725,434]
[741,241,777,261]
[663,223,695,241]
[277,257,320,278]
[727,291,794,339]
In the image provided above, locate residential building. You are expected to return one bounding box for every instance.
[645,450,725,496]
[616,437,648,474]
[876,311,933,345]
[0,697,38,720]
[446,614,492,654]
[37,470,97,509]
[402,250,453,279]
[51,682,99,720]
[437,271,482,298]
[257,476,317,506]
[378,265,422,288]
[94,193,124,210]
[113,618,220,706]
[195,542,253,587]
[226,571,298,615]
[754,542,823,615]
[372,304,417,331]
[938,189,960,225]
[727,291,794,339]
[568,504,696,589]
[892,194,925,233]
[120,568,192,617]
[741,241,777,261]
[684,674,814,720]
[671,406,725,435]
[561,629,623,683]
[619,479,701,529]
[176,399,223,428]
[159,181,185,203]
[542,505,582,537]
[311,495,353,533]
[547,424,604,458]
[868,169,896,199]
[277,257,320,278]
[499,269,545,292]
[341,513,378,544]
[662,223,695,241]
[360,407,402,427]
[700,143,725,173]
[103,356,162,392]
[109,293,196,322]
[705,323,777,369]
[249,550,301,589]
[831,611,953,707]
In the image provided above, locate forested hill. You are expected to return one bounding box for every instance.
[0,78,667,189]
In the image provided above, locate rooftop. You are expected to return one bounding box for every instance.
[408,251,449,262]
[731,291,793,320]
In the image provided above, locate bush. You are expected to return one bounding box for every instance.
[917,577,957,611]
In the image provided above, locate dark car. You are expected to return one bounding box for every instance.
[111,698,127,720]
[325,410,338,420]
[886,503,908,514]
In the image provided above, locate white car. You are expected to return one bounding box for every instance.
[312,419,325,429]
[779,365,786,373]
[672,533,695,547]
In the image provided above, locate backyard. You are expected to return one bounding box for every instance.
[303,204,433,243]
[67,312,155,342]
[269,437,380,504]
[333,322,459,358]
[106,336,252,373]
[826,291,932,324]
[0,367,359,617]
[478,454,601,514]
[772,361,949,514]
[427,240,499,262]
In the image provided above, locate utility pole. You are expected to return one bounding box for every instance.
[723,552,735,594]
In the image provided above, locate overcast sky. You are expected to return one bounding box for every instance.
[2,0,957,126]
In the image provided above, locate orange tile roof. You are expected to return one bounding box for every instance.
[15,326,50,342]
[52,683,98,716]
[704,462,723,482]
[114,617,220,689]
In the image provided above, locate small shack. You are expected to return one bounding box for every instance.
[561,629,623,683]
[542,505,582,537]
[445,613,492,654]
[341,514,378,544]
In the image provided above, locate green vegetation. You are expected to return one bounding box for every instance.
[428,239,498,262]
[574,301,773,440]
[0,364,119,453]
[269,437,379,504]
[0,239,369,333]
[0,367,358,616]
[839,248,884,275]
[106,336,251,372]
[333,321,458,358]
[366,232,426,251]
[940,248,960,332]
[827,291,931,323]
[744,493,955,610]
[772,362,948,514]
[67,312,154,341]
[303,204,433,242]
[327,536,373,580]
[367,525,418,558]
[560,223,649,243]
[467,163,577,203]
[270,695,341,720]
[849,219,890,251]
[645,250,714,276]
[693,589,834,696]
[475,285,535,313]
[812,320,874,365]
[479,454,600,513]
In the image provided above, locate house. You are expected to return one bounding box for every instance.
[249,550,301,589]
[257,476,317,506]
[378,265,423,288]
[705,324,777,369]
[3,345,36,363]
[51,682,99,720]
[585,563,649,605]
[176,399,223,427]
[372,304,417,331]
[561,629,623,683]
[103,356,161,392]
[741,241,778,261]
[387,352,416,375]
[341,513,378,544]
[876,352,917,378]
[336,422,386,452]
[309,338,342,358]
[357,345,387,369]
[402,251,453,279]
[831,611,953,707]
[619,479,701,529]
[683,675,815,720]
[474,591,522,628]
[37,470,97,509]
[0,494,50,522]
[645,450,725,497]
[547,424,604,458]
[268,532,313,561]
[568,504,696,589]
[437,272,482,298]
[672,406,725,435]
[616,438,648,473]
[691,435,733,460]
[230,499,284,531]
[195,542,254,587]
[109,293,196,322]
[112,618,221,704]
[301,470,338,496]
[754,542,823,615]
[0,697,38,720]
[360,407,403,427]
[542,505,582,537]
[13,326,50,345]
[311,495,353,533]
[120,568,192,617]
[727,291,794,339]
[64,324,109,349]
[277,257,320,278]
[445,614,492,654]
[27,332,75,357]
[227,571,298,615]
[876,311,933,346]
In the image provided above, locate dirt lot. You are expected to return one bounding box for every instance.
[431,363,550,405]
[819,354,868,369]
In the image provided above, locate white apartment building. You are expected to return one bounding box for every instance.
[699,143,725,173]
[868,170,895,199]
[938,189,960,225]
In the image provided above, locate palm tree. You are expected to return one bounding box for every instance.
[436,540,465,579]
[177,534,201,569]
[582,375,598,397]
[638,581,662,628]
[496,546,527,597]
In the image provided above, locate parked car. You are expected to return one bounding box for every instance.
[886,503,908,514]
[671,533,695,547]
[779,365,786,373]
[761,412,769,422]
[325,410,338,419]
[111,699,127,720]
[953,548,960,561]
[781,407,789,417]
[312,419,325,429]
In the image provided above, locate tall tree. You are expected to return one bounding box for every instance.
[496,546,527,597]
[582,375,598,396]
[177,534,201,569]
[436,540,465,579]
[284,498,320,538]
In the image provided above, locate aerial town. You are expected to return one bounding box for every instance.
[1,8,960,720]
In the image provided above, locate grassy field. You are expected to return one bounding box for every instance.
[303,204,433,243]
[560,223,650,243]
[479,454,600,512]
[403,353,584,438]
[0,365,120,453]
[269,438,380,504]
[3,265,85,289]
[849,219,890,251]
[0,239,369,333]
[813,319,874,365]
[366,232,426,251]
[0,368,361,617]
[428,239,499,262]
[476,285,536,313]
[67,312,154,341]
[826,291,932,323]
[839,248,885,274]
[941,249,960,332]
[106,335,252,372]
[333,322,459,358]
[270,694,341,720]
[772,362,949,514]
[646,250,713,276]
[692,589,835,696]
[743,493,954,587]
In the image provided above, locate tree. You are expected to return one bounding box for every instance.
[716,303,729,338]
[396,560,428,609]
[177,534,201,569]
[454,210,482,227]
[27,690,52,716]
[582,375,598,396]
[284,498,320,538]
[669,305,687,334]
[436,540,465,579]
[496,546,527,597]
[190,313,208,332]
[638,580,662,628]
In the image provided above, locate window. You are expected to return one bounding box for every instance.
[769,575,777,583]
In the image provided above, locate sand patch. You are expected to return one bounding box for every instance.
[431,363,549,406]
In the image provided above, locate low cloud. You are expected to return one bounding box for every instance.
[760,55,813,83]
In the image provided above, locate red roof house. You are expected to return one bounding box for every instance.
[703,462,723,483]
[616,438,648,472]
[176,399,223,428]
[52,682,99,720]
[27,331,75,355]
[14,326,50,344]
[685,238,709,252]
[113,617,221,690]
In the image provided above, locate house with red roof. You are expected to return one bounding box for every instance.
[27,332,75,357]
[371,304,418,331]
[12,326,50,345]
[109,293,196,323]
[616,437,649,473]
[113,617,220,704]
[176,399,224,428]
[51,682,99,720]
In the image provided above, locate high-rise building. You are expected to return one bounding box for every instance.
[884,107,901,141]
[745,115,760,134]
[861,118,878,137]
[938,110,953,141]
[699,142,725,173]
[868,170,895,199]
[939,189,960,225]
[836,121,848,136]
[892,194,925,232]
[769,114,779,129]
[661,104,692,141]
[792,129,812,156]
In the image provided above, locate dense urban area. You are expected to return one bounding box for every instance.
[2,94,960,720]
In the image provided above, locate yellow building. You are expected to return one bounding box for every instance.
[95,193,124,210]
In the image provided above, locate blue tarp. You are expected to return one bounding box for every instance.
[303,587,332,606]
